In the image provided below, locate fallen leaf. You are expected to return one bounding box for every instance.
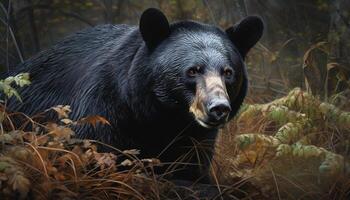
[51,105,72,119]
[94,153,117,169]
[61,118,75,125]
[121,159,133,167]
[47,123,74,141]
[78,115,110,128]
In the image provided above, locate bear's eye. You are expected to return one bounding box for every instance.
[187,66,201,77]
[223,68,233,78]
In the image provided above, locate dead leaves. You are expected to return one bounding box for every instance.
[47,123,74,141]
[0,130,156,199]
[78,115,111,128]
[0,157,30,200]
[50,105,111,129]
[0,104,157,199]
[303,41,350,97]
[50,105,71,119]
[0,125,161,200]
[94,152,117,170]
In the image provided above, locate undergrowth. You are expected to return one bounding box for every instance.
[0,74,189,200]
[1,74,349,199]
[215,88,350,200]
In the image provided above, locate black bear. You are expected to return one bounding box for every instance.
[6,8,263,182]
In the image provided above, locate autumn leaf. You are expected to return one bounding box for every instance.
[94,153,117,170]
[83,140,92,148]
[50,105,72,119]
[47,123,74,141]
[61,118,75,125]
[78,115,110,128]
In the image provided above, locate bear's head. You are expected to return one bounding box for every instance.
[139,8,263,129]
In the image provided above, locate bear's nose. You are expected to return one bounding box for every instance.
[208,100,231,122]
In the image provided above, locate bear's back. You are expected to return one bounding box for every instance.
[16,24,134,77]
[6,24,139,117]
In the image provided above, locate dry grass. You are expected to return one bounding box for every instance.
[0,105,173,199]
[1,74,350,199]
[0,105,260,199]
[214,88,350,200]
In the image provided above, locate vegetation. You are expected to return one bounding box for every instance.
[215,88,350,199]
[0,74,182,199]
[0,74,348,199]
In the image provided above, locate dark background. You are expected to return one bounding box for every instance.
[1,0,349,105]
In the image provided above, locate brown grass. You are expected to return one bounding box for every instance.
[214,88,350,200]
[1,75,349,199]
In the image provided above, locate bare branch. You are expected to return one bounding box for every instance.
[0,16,24,63]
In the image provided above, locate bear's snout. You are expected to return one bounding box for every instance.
[189,73,232,129]
[207,99,231,123]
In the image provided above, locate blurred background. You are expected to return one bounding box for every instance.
[0,0,349,107]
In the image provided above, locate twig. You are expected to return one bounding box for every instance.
[202,0,217,24]
[0,1,24,66]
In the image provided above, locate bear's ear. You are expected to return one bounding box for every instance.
[140,8,170,51]
[226,16,264,59]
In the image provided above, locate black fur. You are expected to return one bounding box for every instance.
[4,8,263,182]
[226,16,264,59]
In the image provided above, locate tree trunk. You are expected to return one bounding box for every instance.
[327,0,350,97]
[25,0,40,53]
